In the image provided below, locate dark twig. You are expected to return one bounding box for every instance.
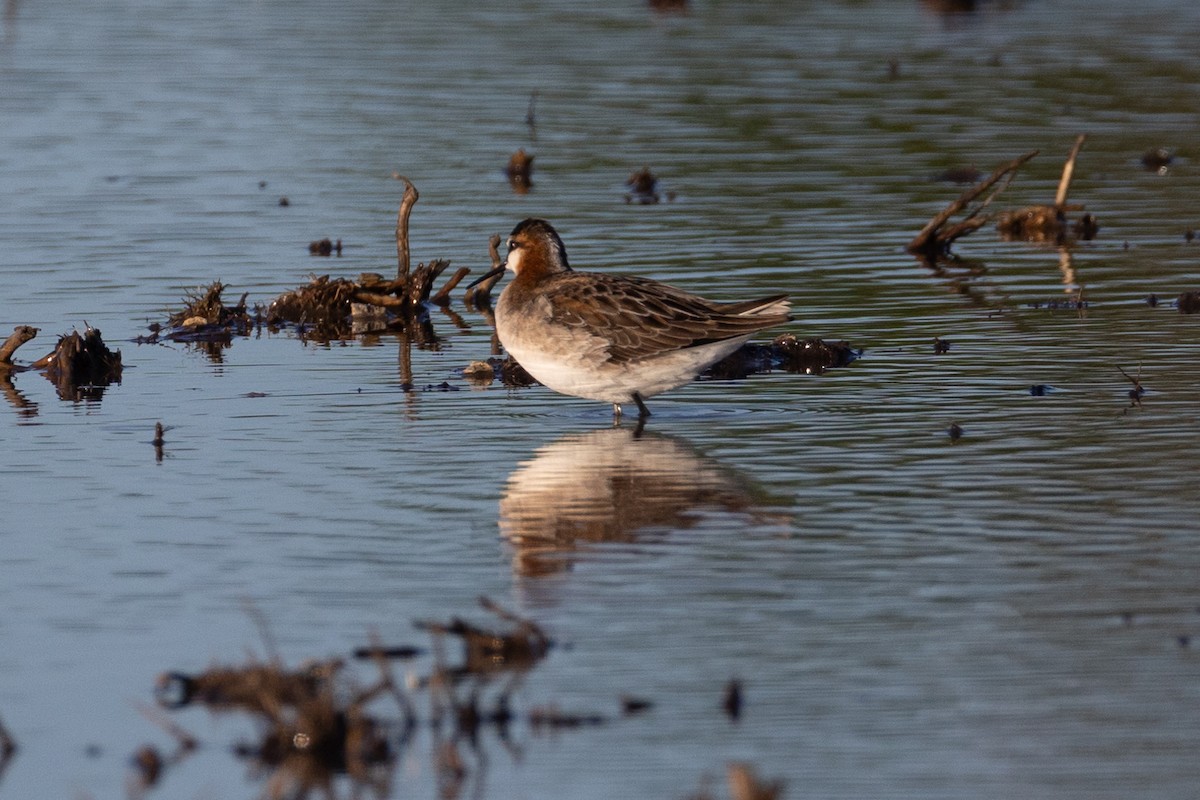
[908,150,1038,257]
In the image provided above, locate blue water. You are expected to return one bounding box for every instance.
[2,1,1200,798]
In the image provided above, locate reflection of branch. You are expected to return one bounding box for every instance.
[908,150,1038,256]
[1,371,37,417]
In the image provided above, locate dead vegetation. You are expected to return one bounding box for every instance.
[265,178,469,341]
[909,135,1099,260]
[0,324,123,408]
[995,135,1099,244]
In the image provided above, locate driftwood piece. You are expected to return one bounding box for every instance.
[0,326,38,366]
[908,150,1038,257]
[396,176,419,281]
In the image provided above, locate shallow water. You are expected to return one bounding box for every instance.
[2,0,1200,798]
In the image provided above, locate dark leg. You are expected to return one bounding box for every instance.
[632,392,651,419]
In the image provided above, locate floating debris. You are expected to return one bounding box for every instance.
[505,147,534,193]
[415,596,552,677]
[625,165,674,204]
[620,695,654,715]
[933,337,951,354]
[995,134,1098,244]
[1141,147,1173,173]
[908,150,1037,258]
[31,326,122,402]
[1117,365,1145,406]
[948,422,963,440]
[0,324,122,408]
[166,281,254,337]
[462,360,496,384]
[152,421,167,463]
[308,237,343,256]
[722,679,743,721]
[1177,291,1200,314]
[267,178,463,340]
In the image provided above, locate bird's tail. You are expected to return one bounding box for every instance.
[718,294,791,320]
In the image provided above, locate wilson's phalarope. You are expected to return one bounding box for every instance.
[469,218,790,419]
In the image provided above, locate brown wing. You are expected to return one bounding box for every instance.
[543,272,789,363]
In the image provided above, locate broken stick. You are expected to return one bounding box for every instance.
[908,150,1038,257]
[0,326,38,366]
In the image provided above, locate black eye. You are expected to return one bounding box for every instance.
[507,240,519,251]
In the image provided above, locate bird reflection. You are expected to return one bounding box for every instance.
[499,427,788,577]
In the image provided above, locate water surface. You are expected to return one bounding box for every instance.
[2,1,1200,798]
